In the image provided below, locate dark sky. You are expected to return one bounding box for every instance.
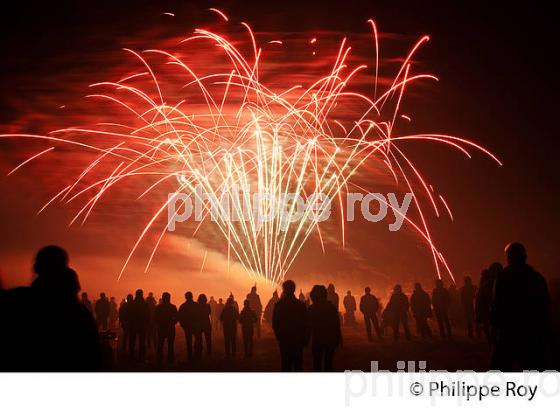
[0,1,558,296]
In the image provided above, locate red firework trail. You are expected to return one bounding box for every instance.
[0,8,501,283]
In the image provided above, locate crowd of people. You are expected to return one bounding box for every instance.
[0,242,555,371]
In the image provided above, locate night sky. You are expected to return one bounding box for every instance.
[0,1,558,299]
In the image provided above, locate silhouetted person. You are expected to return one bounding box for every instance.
[146,292,157,352]
[448,283,462,328]
[272,280,307,371]
[411,283,432,338]
[359,287,382,341]
[95,292,110,330]
[299,289,307,304]
[129,289,150,361]
[476,262,502,346]
[384,285,411,341]
[246,286,263,338]
[432,279,452,338]
[214,297,225,332]
[460,276,477,337]
[119,294,133,352]
[229,292,240,312]
[343,290,357,325]
[209,296,218,329]
[326,283,339,312]
[81,292,93,314]
[220,296,239,357]
[239,299,257,358]
[491,243,551,371]
[109,296,118,330]
[196,294,212,356]
[0,245,101,371]
[155,292,177,364]
[264,290,279,325]
[308,285,342,371]
[178,291,199,361]
[380,301,390,336]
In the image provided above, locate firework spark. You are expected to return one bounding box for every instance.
[0,12,501,284]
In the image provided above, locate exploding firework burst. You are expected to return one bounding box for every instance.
[1,9,501,283]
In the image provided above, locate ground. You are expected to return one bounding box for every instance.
[112,321,491,372]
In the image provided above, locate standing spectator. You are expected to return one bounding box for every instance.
[410,283,432,338]
[214,298,225,332]
[491,243,551,371]
[326,284,340,312]
[298,290,307,305]
[128,289,150,361]
[476,263,502,345]
[0,246,101,371]
[432,279,452,338]
[359,287,382,341]
[448,283,462,328]
[308,285,342,371]
[343,290,357,325]
[384,285,411,341]
[94,292,110,330]
[460,276,477,337]
[108,296,118,331]
[155,292,177,364]
[220,296,239,357]
[263,291,279,326]
[146,292,157,352]
[209,296,218,329]
[272,280,307,371]
[239,299,257,358]
[81,292,93,314]
[178,291,199,362]
[196,294,212,356]
[119,294,133,352]
[246,286,263,338]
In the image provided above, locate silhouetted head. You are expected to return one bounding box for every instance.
[210,296,215,302]
[488,262,503,278]
[414,283,423,292]
[148,292,154,298]
[185,291,193,301]
[435,279,444,288]
[135,289,143,299]
[244,299,250,308]
[464,276,472,286]
[226,296,234,306]
[364,286,371,294]
[110,297,115,302]
[347,290,352,296]
[198,293,207,304]
[100,292,106,299]
[393,284,402,293]
[126,294,133,302]
[310,285,328,304]
[162,292,171,303]
[33,245,69,277]
[251,285,257,293]
[218,298,223,303]
[505,242,527,266]
[282,280,296,295]
[327,283,335,292]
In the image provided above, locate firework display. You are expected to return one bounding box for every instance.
[1,10,500,283]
